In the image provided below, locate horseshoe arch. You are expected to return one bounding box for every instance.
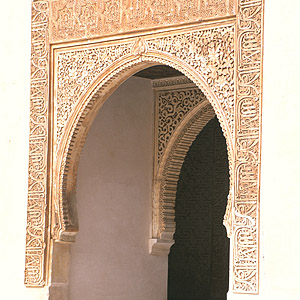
[25,0,263,296]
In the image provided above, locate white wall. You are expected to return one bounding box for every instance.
[68,77,168,300]
[259,1,300,299]
[0,1,47,300]
[229,1,300,300]
[1,1,300,300]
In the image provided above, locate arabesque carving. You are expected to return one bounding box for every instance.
[150,78,217,253]
[156,85,207,163]
[49,0,236,43]
[25,0,49,287]
[51,25,235,250]
[54,25,235,153]
[233,0,263,293]
[25,0,263,295]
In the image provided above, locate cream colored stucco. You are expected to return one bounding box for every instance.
[1,0,300,299]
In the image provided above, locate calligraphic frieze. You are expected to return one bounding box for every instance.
[49,0,236,43]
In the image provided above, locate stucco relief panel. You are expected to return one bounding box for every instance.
[233,0,263,293]
[54,25,235,153]
[49,0,235,43]
[25,0,263,295]
[25,0,49,287]
[156,86,207,163]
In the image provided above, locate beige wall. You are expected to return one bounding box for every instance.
[1,1,300,299]
[68,77,168,300]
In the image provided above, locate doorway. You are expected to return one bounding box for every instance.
[68,66,229,299]
[168,117,229,300]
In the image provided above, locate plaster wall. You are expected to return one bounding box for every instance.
[228,1,300,300]
[0,1,47,299]
[0,1,300,300]
[68,77,168,300]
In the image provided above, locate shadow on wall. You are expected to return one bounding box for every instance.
[168,117,229,300]
[68,76,168,300]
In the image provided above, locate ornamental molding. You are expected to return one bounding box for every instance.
[150,79,217,253]
[152,75,193,89]
[25,0,263,296]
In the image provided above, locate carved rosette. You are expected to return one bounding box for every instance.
[25,0,49,287]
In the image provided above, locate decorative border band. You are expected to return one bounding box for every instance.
[25,0,263,294]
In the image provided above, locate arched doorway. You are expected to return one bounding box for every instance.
[168,117,229,300]
[25,3,263,295]
[67,66,230,299]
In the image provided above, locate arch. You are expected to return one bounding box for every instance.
[52,50,234,245]
[150,100,217,254]
[25,0,263,293]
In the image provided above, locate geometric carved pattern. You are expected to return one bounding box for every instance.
[25,0,263,295]
[49,0,236,43]
[168,117,229,300]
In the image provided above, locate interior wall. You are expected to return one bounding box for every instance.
[68,77,168,300]
[228,1,300,300]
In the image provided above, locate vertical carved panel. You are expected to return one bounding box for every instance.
[25,0,49,287]
[151,79,217,243]
[233,0,263,293]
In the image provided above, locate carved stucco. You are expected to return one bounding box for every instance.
[54,25,235,149]
[52,24,235,245]
[156,82,214,164]
[49,0,236,43]
[151,84,217,251]
[151,81,215,244]
[233,0,263,293]
[25,0,49,286]
[25,0,263,295]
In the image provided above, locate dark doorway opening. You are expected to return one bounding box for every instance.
[168,117,230,300]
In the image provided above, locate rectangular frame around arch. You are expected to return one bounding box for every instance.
[25,0,263,295]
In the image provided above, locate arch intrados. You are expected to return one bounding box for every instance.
[55,52,234,241]
[151,99,232,255]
